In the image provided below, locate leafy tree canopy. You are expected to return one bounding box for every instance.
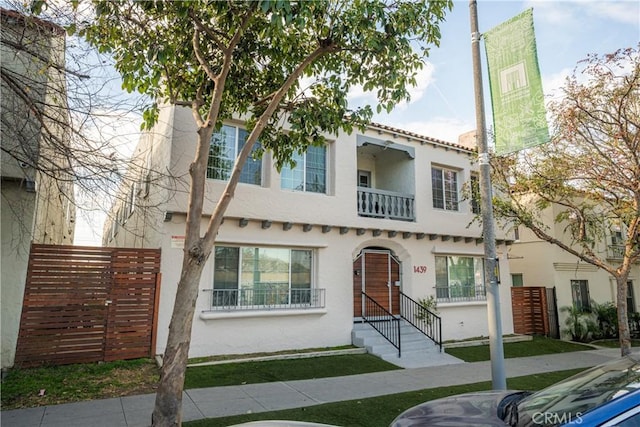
[77,0,452,170]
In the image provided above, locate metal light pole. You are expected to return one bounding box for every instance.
[469,0,506,390]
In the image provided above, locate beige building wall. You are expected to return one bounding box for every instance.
[508,201,640,338]
[1,9,74,368]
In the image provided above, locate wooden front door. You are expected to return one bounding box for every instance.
[353,249,401,317]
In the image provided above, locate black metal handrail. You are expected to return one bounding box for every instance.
[362,292,401,357]
[399,292,442,351]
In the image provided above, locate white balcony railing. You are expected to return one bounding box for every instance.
[357,187,415,221]
[607,245,625,260]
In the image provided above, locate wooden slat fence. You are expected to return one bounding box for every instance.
[511,286,550,336]
[15,244,161,367]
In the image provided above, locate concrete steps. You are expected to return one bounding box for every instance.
[352,320,464,368]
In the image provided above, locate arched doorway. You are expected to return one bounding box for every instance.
[353,248,401,317]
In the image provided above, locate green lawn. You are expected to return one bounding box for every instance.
[184,368,586,427]
[1,358,159,409]
[185,354,400,388]
[1,337,596,410]
[445,336,592,362]
[590,339,640,348]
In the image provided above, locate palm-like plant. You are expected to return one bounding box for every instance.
[590,300,618,339]
[560,304,597,342]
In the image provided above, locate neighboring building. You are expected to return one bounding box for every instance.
[104,104,515,360]
[1,8,75,368]
[508,201,640,337]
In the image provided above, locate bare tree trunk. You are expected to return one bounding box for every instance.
[616,275,632,356]
[152,252,208,426]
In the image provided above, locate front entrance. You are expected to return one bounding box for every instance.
[353,249,401,317]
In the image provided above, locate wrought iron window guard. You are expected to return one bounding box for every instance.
[435,284,486,303]
[204,286,325,311]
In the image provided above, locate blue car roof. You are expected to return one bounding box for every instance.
[562,388,640,426]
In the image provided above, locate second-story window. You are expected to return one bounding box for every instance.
[281,145,326,193]
[432,166,459,211]
[207,125,262,185]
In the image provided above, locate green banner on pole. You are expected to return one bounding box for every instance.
[484,9,549,155]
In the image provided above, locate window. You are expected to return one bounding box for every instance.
[207,125,262,185]
[281,145,326,193]
[628,281,636,313]
[358,170,371,188]
[432,167,459,211]
[470,174,481,214]
[571,280,590,310]
[211,245,324,310]
[511,273,523,287]
[435,255,486,302]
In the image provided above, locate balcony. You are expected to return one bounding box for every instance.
[357,187,415,221]
[207,285,326,311]
[607,245,625,260]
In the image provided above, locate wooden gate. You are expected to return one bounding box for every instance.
[511,286,550,336]
[15,244,161,367]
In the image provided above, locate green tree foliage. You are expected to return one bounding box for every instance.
[76,1,453,425]
[492,46,640,357]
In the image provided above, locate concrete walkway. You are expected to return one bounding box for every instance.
[0,348,623,427]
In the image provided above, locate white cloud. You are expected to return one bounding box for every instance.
[582,1,640,25]
[527,0,639,27]
[390,117,475,144]
[347,62,436,109]
[543,67,572,102]
[394,63,436,111]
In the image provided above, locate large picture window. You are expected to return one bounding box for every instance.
[435,255,486,302]
[281,145,326,193]
[432,167,459,211]
[211,245,324,310]
[207,125,262,185]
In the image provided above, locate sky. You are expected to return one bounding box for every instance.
[354,0,640,143]
[72,0,639,245]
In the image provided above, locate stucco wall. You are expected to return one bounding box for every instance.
[152,213,514,357]
[507,201,640,338]
[1,183,36,368]
[105,105,515,358]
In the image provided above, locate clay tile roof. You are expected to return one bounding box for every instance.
[368,121,476,153]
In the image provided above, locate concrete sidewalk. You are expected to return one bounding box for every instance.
[0,348,623,427]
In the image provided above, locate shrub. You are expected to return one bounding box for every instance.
[590,300,618,340]
[560,304,597,342]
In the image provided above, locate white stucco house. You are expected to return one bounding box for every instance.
[508,200,640,338]
[1,8,75,369]
[104,104,515,360]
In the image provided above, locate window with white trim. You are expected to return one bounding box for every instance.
[207,125,262,185]
[211,245,324,310]
[432,166,459,211]
[571,280,590,311]
[435,255,486,302]
[281,145,326,193]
